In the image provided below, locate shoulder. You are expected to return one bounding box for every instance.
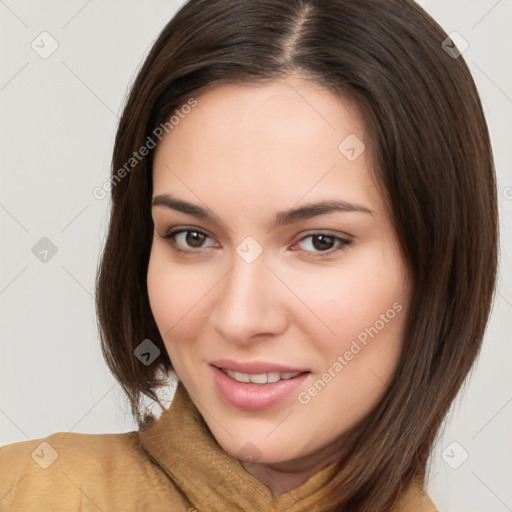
[0,429,141,477]
[391,480,439,512]
[0,430,172,512]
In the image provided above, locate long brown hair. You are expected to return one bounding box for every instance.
[95,0,498,510]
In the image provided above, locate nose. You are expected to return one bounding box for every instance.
[210,248,288,346]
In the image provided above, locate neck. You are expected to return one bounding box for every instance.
[242,448,341,497]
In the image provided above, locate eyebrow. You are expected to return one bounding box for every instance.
[151,194,374,227]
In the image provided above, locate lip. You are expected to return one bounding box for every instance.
[210,359,309,374]
[210,364,310,411]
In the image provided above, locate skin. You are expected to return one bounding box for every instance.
[147,75,411,496]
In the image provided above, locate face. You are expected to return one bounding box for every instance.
[147,76,411,475]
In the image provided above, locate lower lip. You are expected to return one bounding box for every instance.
[211,365,310,411]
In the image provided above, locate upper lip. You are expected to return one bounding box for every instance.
[210,359,309,374]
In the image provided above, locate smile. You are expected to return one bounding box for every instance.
[219,368,303,384]
[211,364,310,411]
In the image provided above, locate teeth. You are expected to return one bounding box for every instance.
[233,371,249,383]
[267,372,280,383]
[248,372,267,384]
[224,369,301,384]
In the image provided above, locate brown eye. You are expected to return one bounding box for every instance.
[161,228,216,253]
[295,233,352,257]
[311,234,335,251]
[185,230,207,247]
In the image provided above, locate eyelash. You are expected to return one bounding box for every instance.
[160,227,352,258]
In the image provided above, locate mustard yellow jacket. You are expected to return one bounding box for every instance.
[0,382,438,511]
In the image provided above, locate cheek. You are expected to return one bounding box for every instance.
[146,249,216,344]
[294,247,408,346]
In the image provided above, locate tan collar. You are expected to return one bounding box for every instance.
[137,381,436,511]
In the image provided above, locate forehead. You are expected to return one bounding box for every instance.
[152,77,380,218]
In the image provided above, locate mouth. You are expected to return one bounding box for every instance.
[210,362,311,411]
[213,365,307,384]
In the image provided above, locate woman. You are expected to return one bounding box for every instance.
[0,0,497,510]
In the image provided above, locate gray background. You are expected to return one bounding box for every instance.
[0,1,511,510]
